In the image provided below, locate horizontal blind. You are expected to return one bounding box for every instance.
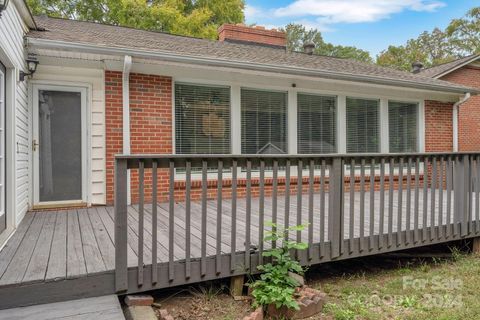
[175,83,231,154]
[346,97,380,153]
[241,89,287,154]
[297,93,336,154]
[389,101,418,153]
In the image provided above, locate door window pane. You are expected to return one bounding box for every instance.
[39,90,82,202]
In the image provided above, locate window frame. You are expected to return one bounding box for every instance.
[171,78,425,179]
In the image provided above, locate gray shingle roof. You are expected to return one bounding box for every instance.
[419,55,480,78]
[28,16,478,94]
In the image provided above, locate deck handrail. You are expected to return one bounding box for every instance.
[114,152,480,293]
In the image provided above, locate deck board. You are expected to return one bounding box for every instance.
[46,212,67,280]
[0,295,124,320]
[66,210,87,278]
[23,212,56,283]
[0,213,47,285]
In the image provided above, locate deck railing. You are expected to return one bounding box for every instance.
[114,153,480,293]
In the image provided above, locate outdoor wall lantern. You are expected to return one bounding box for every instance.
[0,0,9,18]
[19,57,39,81]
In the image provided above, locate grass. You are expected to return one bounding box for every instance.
[153,243,480,320]
[311,245,480,320]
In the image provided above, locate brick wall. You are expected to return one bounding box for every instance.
[440,66,480,151]
[424,100,454,152]
[218,24,286,47]
[105,71,173,204]
[105,71,123,204]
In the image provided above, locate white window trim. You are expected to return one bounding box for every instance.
[171,77,425,179]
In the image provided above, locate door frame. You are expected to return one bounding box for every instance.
[32,84,89,207]
[0,62,6,233]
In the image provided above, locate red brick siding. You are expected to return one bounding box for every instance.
[218,24,286,47]
[424,100,454,152]
[105,71,123,204]
[440,66,480,151]
[129,73,172,203]
[105,71,173,204]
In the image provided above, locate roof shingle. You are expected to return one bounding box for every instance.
[419,54,480,78]
[28,16,477,94]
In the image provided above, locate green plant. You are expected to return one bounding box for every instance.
[250,222,308,311]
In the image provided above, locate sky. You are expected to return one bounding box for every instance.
[244,0,480,57]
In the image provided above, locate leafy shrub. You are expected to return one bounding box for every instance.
[250,222,308,310]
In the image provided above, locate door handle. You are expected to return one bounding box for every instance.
[32,139,39,151]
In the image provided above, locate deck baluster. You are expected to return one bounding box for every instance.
[185,161,191,278]
[138,160,145,286]
[168,160,175,281]
[152,160,158,283]
[230,160,238,272]
[216,160,223,274]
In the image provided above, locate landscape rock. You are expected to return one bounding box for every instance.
[125,306,157,320]
[243,307,263,320]
[158,308,175,320]
[124,294,154,306]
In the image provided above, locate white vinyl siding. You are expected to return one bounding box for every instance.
[389,101,418,153]
[346,97,380,153]
[297,93,336,154]
[0,1,30,225]
[241,89,287,154]
[175,83,231,154]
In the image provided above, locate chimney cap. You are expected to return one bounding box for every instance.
[303,42,315,55]
[411,61,424,73]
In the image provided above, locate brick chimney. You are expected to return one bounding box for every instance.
[218,24,286,48]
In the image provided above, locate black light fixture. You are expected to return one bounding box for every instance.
[0,0,9,17]
[19,56,39,81]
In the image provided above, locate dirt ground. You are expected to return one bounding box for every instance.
[150,240,478,320]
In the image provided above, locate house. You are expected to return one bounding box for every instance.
[420,54,480,152]
[1,0,480,309]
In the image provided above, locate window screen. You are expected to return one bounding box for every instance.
[389,101,418,153]
[241,89,287,154]
[175,83,231,154]
[346,97,380,153]
[297,93,336,154]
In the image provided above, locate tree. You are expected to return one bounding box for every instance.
[376,7,480,71]
[283,23,373,63]
[376,28,456,71]
[447,7,480,55]
[27,0,245,39]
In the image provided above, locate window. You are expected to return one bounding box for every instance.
[175,83,231,154]
[389,101,418,153]
[241,89,287,154]
[297,93,336,154]
[346,97,380,153]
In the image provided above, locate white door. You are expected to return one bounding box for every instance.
[0,63,5,232]
[32,85,87,206]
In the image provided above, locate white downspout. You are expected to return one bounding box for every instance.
[453,92,471,152]
[123,55,132,204]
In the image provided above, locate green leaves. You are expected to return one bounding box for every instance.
[27,0,244,40]
[282,23,373,63]
[250,222,308,311]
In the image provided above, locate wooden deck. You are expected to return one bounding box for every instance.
[0,190,477,309]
